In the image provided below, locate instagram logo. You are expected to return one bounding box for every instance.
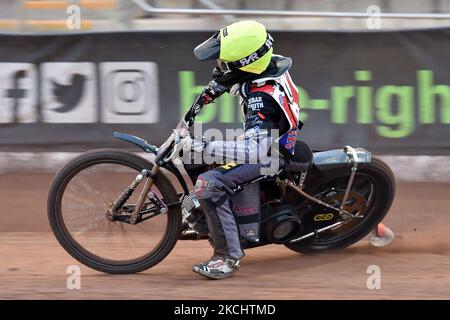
[107,69,149,115]
[100,62,159,123]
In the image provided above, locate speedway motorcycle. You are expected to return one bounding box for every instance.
[47,91,396,274]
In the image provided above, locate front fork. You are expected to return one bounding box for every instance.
[106,164,161,224]
[129,165,160,224]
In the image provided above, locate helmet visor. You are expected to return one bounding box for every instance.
[193,31,221,61]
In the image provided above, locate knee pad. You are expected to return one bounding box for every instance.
[194,173,225,201]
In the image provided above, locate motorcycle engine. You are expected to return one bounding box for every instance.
[261,204,302,244]
[181,192,208,236]
[182,191,303,244]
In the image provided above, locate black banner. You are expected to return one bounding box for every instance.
[0,300,445,318]
[0,29,449,154]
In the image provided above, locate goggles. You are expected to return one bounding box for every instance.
[217,33,274,74]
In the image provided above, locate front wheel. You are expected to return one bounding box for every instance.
[286,156,395,254]
[47,149,182,274]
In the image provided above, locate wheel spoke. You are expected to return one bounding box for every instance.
[59,162,169,263]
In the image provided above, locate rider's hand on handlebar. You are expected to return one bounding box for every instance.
[174,127,189,140]
[202,80,229,105]
[182,136,206,153]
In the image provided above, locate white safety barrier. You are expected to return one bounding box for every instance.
[0,152,449,182]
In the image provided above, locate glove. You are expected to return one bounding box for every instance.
[174,127,189,140]
[202,80,229,105]
[182,135,207,153]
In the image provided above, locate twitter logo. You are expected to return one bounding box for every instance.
[41,62,96,123]
[51,73,86,113]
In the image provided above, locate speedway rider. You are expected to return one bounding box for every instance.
[179,20,301,279]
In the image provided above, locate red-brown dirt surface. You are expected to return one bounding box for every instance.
[1,173,449,299]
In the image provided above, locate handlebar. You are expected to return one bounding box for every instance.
[155,90,207,164]
[154,136,175,164]
[155,126,190,164]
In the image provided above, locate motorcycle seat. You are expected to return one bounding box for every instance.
[283,140,313,173]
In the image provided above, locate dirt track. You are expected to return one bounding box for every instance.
[1,173,450,299]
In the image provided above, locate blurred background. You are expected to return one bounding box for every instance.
[0,0,449,300]
[0,0,449,31]
[0,0,450,181]
[0,0,449,180]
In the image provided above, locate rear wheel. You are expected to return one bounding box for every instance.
[285,156,395,254]
[47,149,182,274]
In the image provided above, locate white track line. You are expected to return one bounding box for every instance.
[0,152,449,182]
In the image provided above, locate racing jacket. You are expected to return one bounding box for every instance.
[204,55,301,164]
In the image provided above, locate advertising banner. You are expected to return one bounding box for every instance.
[0,29,449,154]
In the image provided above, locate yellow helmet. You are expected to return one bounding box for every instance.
[194,20,274,75]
